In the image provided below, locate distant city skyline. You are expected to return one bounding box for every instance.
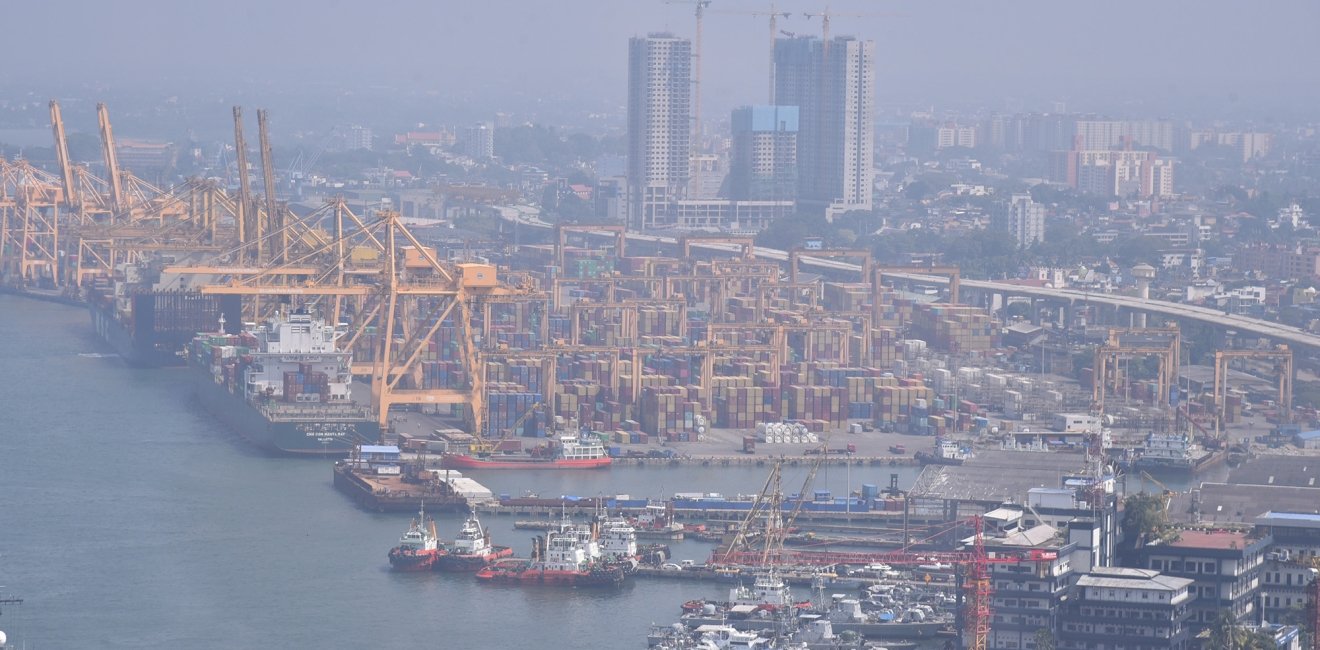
[4,1,1320,123]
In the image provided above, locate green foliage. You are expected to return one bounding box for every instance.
[493,125,619,169]
[1208,611,1276,650]
[1032,628,1055,650]
[1120,493,1168,549]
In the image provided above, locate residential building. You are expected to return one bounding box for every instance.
[1188,130,1274,161]
[982,524,1076,650]
[1137,530,1271,632]
[1057,567,1194,650]
[343,125,373,151]
[627,33,692,229]
[1052,147,1173,198]
[463,122,494,160]
[728,105,798,203]
[1074,119,1176,152]
[774,35,874,215]
[998,194,1045,249]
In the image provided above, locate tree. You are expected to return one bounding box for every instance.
[1032,627,1055,650]
[1120,493,1168,550]
[1208,610,1275,650]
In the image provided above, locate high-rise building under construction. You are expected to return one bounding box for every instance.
[774,36,875,215]
[627,33,692,230]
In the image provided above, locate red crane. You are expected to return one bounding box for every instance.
[712,515,1054,650]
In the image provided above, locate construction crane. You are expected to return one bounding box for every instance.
[711,3,792,102]
[665,0,712,176]
[714,512,1016,650]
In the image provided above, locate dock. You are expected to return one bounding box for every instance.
[332,461,492,513]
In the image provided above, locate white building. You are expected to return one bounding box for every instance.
[627,33,692,229]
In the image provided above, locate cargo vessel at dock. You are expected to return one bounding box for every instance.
[85,259,242,367]
[188,310,378,455]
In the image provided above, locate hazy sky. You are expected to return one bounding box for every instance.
[7,0,1320,122]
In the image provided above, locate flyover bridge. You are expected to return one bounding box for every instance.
[494,208,1320,354]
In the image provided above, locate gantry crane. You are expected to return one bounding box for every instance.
[1214,346,1293,436]
[789,247,871,284]
[198,211,532,436]
[873,265,962,305]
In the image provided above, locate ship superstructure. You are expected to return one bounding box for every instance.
[189,310,378,454]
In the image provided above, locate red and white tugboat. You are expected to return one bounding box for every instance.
[387,503,446,572]
[435,511,513,572]
[475,520,625,587]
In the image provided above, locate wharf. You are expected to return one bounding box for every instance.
[476,502,943,527]
[615,454,918,467]
[0,285,85,307]
[332,462,485,513]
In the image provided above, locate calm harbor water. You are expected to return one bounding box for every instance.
[0,296,928,649]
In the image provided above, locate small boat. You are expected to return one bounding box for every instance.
[387,503,446,571]
[435,511,512,571]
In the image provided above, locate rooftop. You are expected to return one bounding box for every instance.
[1227,456,1320,489]
[1168,483,1320,525]
[1164,530,1257,551]
[1078,573,1192,592]
[1255,511,1320,530]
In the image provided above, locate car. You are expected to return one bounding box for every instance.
[660,563,683,571]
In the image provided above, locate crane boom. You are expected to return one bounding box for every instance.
[49,100,79,210]
[256,108,283,263]
[96,103,124,212]
[232,106,252,251]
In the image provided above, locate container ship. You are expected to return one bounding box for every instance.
[188,310,379,455]
[441,433,612,470]
[388,504,446,572]
[435,512,513,571]
[88,281,242,367]
[475,520,626,587]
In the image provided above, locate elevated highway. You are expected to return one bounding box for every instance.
[493,207,1320,354]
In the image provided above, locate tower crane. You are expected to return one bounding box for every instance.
[711,3,792,103]
[664,0,712,186]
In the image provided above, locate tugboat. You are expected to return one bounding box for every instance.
[435,511,513,571]
[475,520,625,587]
[387,503,446,572]
[915,438,967,466]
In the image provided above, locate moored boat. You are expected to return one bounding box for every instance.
[475,520,625,587]
[435,511,512,571]
[387,503,446,572]
[442,433,612,470]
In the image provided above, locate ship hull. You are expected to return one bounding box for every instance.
[89,292,242,368]
[441,454,612,470]
[89,301,184,367]
[388,549,445,572]
[435,547,513,572]
[475,564,625,587]
[192,364,378,455]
